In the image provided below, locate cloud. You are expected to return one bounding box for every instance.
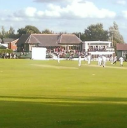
[61,1,116,18]
[1,1,116,22]
[116,0,126,5]
[49,1,116,19]
[33,0,82,3]
[12,7,37,19]
[16,1,116,19]
[25,7,37,17]
[13,7,38,20]
[122,10,127,18]
[33,0,96,5]
[33,0,61,3]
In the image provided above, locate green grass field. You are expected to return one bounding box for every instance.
[0,59,127,128]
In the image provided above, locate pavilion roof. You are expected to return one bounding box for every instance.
[16,34,82,46]
[116,43,127,50]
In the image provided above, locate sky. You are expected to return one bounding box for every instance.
[0,0,127,42]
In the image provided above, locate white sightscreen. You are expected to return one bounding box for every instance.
[32,47,46,60]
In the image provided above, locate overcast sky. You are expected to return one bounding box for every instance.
[0,0,127,42]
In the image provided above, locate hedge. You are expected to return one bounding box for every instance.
[0,49,13,54]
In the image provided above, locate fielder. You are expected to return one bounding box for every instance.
[113,56,117,64]
[57,53,60,63]
[119,57,124,66]
[110,55,114,64]
[78,54,81,66]
[87,54,91,65]
[98,56,102,66]
[102,55,107,67]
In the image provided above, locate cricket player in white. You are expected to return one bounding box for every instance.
[78,55,81,66]
[110,55,114,64]
[119,57,124,66]
[57,53,60,63]
[102,55,107,67]
[113,56,117,64]
[87,54,91,65]
[98,56,102,66]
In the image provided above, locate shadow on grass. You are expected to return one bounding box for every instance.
[0,96,127,128]
[1,95,127,102]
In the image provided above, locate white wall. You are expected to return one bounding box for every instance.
[32,47,46,60]
[82,41,112,51]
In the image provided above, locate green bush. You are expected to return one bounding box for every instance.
[0,49,13,54]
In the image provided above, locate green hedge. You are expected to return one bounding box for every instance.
[0,49,13,54]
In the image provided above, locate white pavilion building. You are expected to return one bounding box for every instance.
[82,41,115,59]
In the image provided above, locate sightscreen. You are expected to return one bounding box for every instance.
[32,47,46,60]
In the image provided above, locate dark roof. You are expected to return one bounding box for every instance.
[17,34,82,46]
[11,39,19,44]
[32,34,59,46]
[58,34,82,44]
[2,38,16,44]
[116,43,127,50]
[16,34,30,45]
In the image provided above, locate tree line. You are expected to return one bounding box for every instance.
[0,22,125,49]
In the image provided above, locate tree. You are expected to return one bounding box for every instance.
[84,23,109,41]
[8,26,15,35]
[1,26,5,37]
[5,26,16,38]
[73,32,85,41]
[17,28,27,37]
[25,25,41,34]
[0,26,6,43]
[109,22,124,54]
[42,29,53,34]
[17,25,41,37]
[109,22,124,45]
[0,26,17,39]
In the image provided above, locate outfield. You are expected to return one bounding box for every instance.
[0,59,127,128]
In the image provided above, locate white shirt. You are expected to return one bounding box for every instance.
[98,56,102,62]
[87,55,91,60]
[102,56,106,62]
[119,57,124,62]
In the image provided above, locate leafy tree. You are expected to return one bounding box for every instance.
[5,26,16,38]
[0,32,2,42]
[73,32,85,41]
[0,26,6,43]
[1,26,5,37]
[84,23,109,41]
[0,26,17,40]
[25,25,41,34]
[109,22,124,45]
[17,25,41,37]
[17,28,27,37]
[109,22,124,54]
[42,29,53,34]
[8,26,15,35]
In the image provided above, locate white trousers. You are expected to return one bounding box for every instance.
[120,61,123,65]
[78,60,81,66]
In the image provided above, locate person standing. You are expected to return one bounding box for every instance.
[113,56,117,64]
[57,53,60,63]
[102,55,107,67]
[87,54,91,65]
[84,53,86,61]
[110,55,114,64]
[119,57,124,66]
[78,54,81,67]
[98,55,102,66]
